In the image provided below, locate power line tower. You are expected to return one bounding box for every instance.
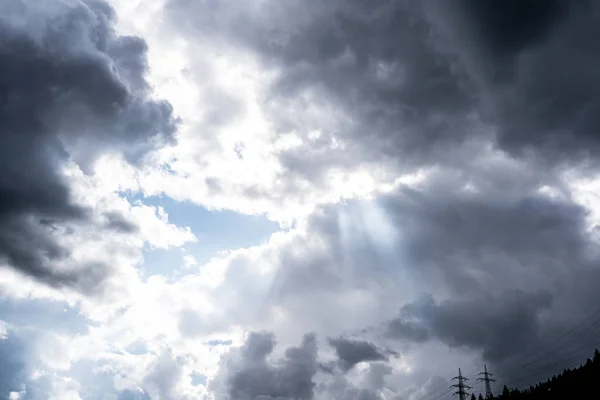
[451,368,472,400]
[477,365,496,399]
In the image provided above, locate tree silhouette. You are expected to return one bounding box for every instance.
[489,349,600,399]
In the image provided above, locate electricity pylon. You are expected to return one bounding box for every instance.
[477,365,496,399]
[451,368,472,400]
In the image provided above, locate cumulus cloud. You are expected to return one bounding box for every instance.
[211,331,318,400]
[0,0,177,291]
[142,350,188,399]
[202,163,599,387]
[0,322,93,399]
[210,332,406,400]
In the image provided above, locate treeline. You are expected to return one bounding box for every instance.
[487,349,600,400]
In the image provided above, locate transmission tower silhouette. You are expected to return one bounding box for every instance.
[477,365,496,399]
[451,368,472,400]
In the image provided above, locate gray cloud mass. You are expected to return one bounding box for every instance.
[327,337,395,372]
[3,0,600,397]
[0,0,176,291]
[211,331,319,400]
[387,290,553,362]
[165,0,600,390]
[168,0,600,175]
[210,332,404,400]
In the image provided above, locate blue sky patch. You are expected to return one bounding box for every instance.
[206,339,233,347]
[0,298,89,335]
[124,194,282,276]
[191,373,207,387]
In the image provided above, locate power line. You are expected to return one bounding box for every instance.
[493,317,600,382]
[498,304,600,369]
[413,379,453,400]
[427,387,454,400]
[517,316,600,370]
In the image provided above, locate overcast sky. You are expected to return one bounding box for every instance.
[2,0,600,399]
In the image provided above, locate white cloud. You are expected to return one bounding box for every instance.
[4,1,600,399]
[0,196,412,396]
[182,255,198,270]
[103,0,422,225]
[0,160,197,324]
[9,391,25,400]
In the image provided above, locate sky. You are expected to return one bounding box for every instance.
[2,0,600,399]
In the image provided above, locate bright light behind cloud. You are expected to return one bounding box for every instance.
[3,0,600,399]
[106,0,421,224]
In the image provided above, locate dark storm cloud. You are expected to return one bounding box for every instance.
[327,337,394,372]
[431,0,600,162]
[387,319,430,343]
[387,290,553,362]
[0,0,177,290]
[166,0,481,180]
[363,168,600,384]
[168,0,600,170]
[380,184,594,295]
[0,216,110,290]
[458,0,569,55]
[375,167,600,368]
[212,331,319,400]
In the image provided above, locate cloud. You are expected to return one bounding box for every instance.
[0,322,89,399]
[164,0,482,189]
[380,185,592,296]
[424,0,600,163]
[211,331,319,400]
[142,349,186,399]
[4,0,600,398]
[210,332,403,400]
[327,337,395,372]
[387,319,430,344]
[117,388,151,400]
[454,0,569,55]
[0,0,177,291]
[218,161,600,383]
[162,0,600,202]
[387,290,553,362]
